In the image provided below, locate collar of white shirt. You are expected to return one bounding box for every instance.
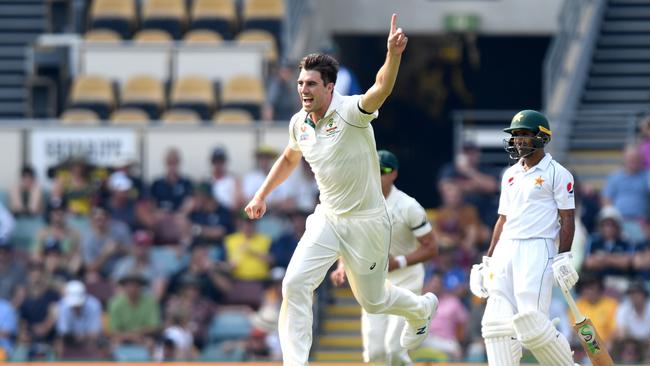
[515,153,553,174]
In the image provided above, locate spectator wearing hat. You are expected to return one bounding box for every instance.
[583,206,634,278]
[0,239,26,307]
[150,148,194,213]
[110,156,147,200]
[208,146,242,211]
[32,198,81,274]
[19,262,60,347]
[224,211,272,281]
[419,270,469,361]
[81,206,132,279]
[112,230,167,300]
[108,270,160,347]
[104,171,138,230]
[55,280,103,359]
[9,165,43,217]
[164,274,215,350]
[182,182,235,250]
[166,242,231,305]
[614,278,650,342]
[51,156,95,216]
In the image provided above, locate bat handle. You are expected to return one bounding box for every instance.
[559,285,586,323]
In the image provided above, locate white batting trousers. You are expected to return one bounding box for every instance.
[279,205,431,366]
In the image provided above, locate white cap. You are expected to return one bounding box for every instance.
[63,280,87,307]
[598,205,623,226]
[108,171,133,192]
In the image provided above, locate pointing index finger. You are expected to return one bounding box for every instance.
[390,13,397,34]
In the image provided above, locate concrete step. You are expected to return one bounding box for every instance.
[602,20,650,33]
[594,49,650,61]
[318,335,363,348]
[567,150,622,164]
[0,19,44,31]
[324,304,361,317]
[588,76,650,88]
[609,0,650,4]
[605,6,650,18]
[322,319,362,332]
[591,62,650,75]
[600,35,650,47]
[313,350,363,362]
[583,89,650,102]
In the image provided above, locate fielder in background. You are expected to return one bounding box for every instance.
[245,14,438,366]
[330,149,437,366]
[469,110,580,366]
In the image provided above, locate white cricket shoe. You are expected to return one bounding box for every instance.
[400,292,438,349]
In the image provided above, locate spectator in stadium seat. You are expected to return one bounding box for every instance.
[582,206,634,278]
[105,171,139,230]
[32,198,82,274]
[209,147,242,211]
[437,141,499,227]
[81,206,132,279]
[9,165,43,217]
[572,272,618,346]
[243,145,295,213]
[420,270,469,361]
[263,60,300,122]
[182,182,234,251]
[19,262,60,347]
[150,149,194,213]
[602,144,650,244]
[0,297,17,357]
[614,278,650,343]
[224,211,272,281]
[108,271,161,347]
[41,239,75,290]
[269,210,306,269]
[0,239,26,307]
[430,181,482,267]
[55,280,103,359]
[164,274,215,350]
[111,230,167,300]
[51,156,96,216]
[166,242,231,304]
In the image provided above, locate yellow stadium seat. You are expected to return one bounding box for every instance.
[142,0,187,39]
[184,30,223,44]
[69,75,115,119]
[133,29,173,43]
[110,108,150,125]
[89,0,136,38]
[170,76,216,120]
[221,74,265,120]
[212,108,254,125]
[161,109,202,125]
[242,0,284,51]
[190,0,237,39]
[84,29,122,43]
[60,109,101,125]
[120,75,165,119]
[236,29,278,64]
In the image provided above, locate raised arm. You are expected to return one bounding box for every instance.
[360,13,408,113]
[245,145,303,219]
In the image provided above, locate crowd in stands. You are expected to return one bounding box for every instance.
[0,144,317,362]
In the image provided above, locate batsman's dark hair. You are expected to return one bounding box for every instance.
[299,53,339,86]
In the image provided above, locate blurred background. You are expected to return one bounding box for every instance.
[0,0,648,364]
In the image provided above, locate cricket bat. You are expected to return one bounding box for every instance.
[559,285,614,366]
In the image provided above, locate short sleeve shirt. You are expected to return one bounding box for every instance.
[287,92,383,215]
[499,154,575,240]
[385,186,432,257]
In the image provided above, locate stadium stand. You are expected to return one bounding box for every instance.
[170,76,217,120]
[120,75,166,119]
[67,75,115,119]
[88,0,136,39]
[110,108,151,125]
[190,0,238,40]
[60,108,101,125]
[221,74,265,120]
[213,108,254,125]
[183,29,224,44]
[236,29,279,64]
[141,0,187,40]
[84,28,122,43]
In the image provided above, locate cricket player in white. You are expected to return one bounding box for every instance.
[245,14,438,366]
[469,110,580,366]
[330,149,437,366]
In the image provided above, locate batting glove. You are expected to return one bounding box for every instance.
[552,252,579,291]
[469,256,491,298]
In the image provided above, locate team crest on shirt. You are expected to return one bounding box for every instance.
[567,182,574,194]
[534,176,544,189]
[324,119,340,137]
[508,176,515,186]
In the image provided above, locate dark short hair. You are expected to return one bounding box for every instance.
[21,165,35,178]
[299,53,339,86]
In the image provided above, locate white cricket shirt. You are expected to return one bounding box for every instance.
[498,153,575,240]
[288,92,384,215]
[385,185,432,257]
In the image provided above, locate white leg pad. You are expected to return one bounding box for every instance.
[481,296,522,366]
[512,310,574,366]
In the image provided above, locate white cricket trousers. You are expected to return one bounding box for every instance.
[279,205,431,366]
[361,265,424,366]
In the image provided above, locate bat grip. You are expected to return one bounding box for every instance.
[560,285,586,323]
